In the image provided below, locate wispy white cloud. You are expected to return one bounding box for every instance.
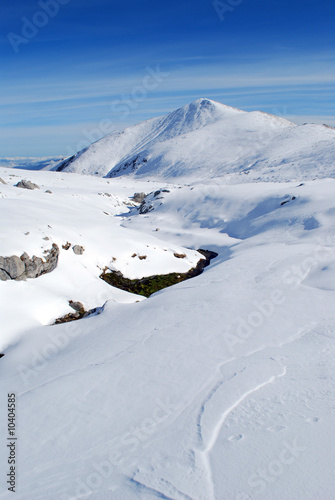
[2,49,334,155]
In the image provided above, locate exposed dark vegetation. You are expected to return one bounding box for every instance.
[100,249,218,297]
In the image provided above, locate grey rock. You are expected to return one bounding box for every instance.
[133,192,146,203]
[20,252,30,262]
[0,269,11,281]
[0,244,59,281]
[15,180,40,190]
[69,300,84,312]
[73,245,84,255]
[15,274,27,281]
[25,256,44,279]
[0,255,25,279]
[42,244,59,273]
[0,178,6,185]
[45,190,52,194]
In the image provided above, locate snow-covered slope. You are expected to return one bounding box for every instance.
[0,170,200,348]
[52,98,335,182]
[1,166,335,499]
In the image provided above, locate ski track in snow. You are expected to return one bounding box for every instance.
[195,365,287,500]
[130,476,194,500]
[189,322,314,499]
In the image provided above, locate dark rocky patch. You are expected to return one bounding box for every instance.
[281,196,296,206]
[133,192,147,203]
[56,155,76,172]
[100,249,218,297]
[53,302,101,325]
[15,180,40,190]
[174,252,186,259]
[139,202,154,214]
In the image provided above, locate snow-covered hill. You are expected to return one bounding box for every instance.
[52,98,335,182]
[1,164,335,499]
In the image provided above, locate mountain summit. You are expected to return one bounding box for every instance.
[53,98,335,182]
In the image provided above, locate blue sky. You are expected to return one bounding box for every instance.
[1,0,334,156]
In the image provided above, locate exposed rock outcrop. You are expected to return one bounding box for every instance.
[69,300,84,312]
[0,244,59,281]
[139,201,154,214]
[0,269,11,281]
[0,256,25,279]
[73,245,85,255]
[15,180,40,190]
[133,192,147,203]
[53,301,102,324]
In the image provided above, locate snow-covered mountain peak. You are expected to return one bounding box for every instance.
[154,98,244,139]
[51,98,335,182]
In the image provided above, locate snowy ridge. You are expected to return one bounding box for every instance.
[50,98,335,182]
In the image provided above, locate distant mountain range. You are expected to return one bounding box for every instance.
[0,157,62,171]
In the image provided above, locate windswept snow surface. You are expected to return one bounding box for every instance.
[1,165,335,500]
[52,99,335,183]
